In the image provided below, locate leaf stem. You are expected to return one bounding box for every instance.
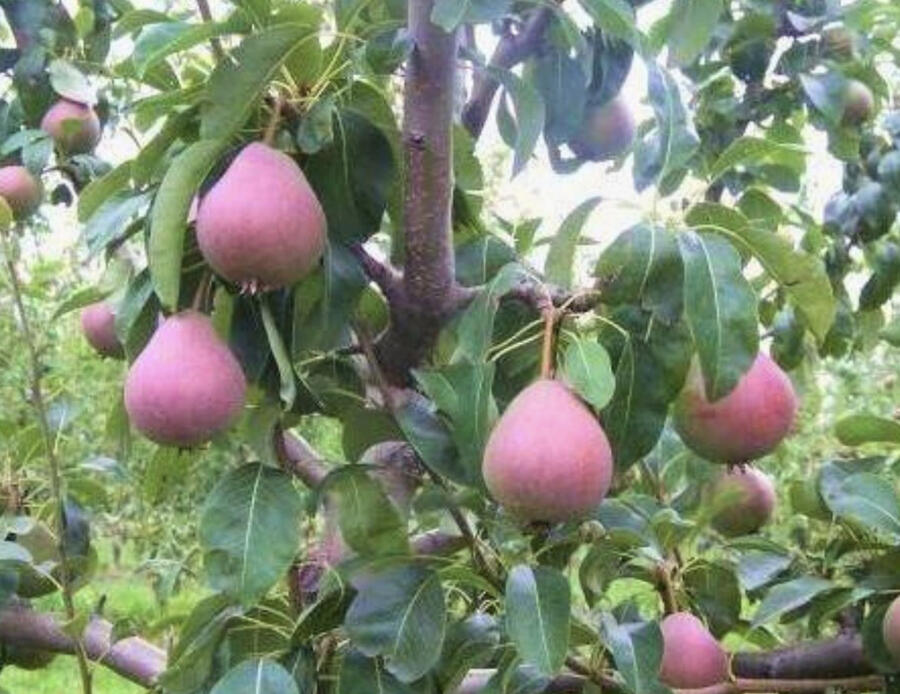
[1,227,93,694]
[540,306,556,379]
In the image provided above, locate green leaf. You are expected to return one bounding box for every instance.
[414,362,495,486]
[292,243,368,354]
[708,136,806,183]
[578,0,639,45]
[159,594,243,694]
[210,659,299,694]
[77,162,132,223]
[394,396,469,485]
[634,62,699,195]
[561,337,614,410]
[736,549,792,592]
[600,614,666,694]
[48,59,96,105]
[544,197,602,289]
[345,564,446,682]
[683,561,741,637]
[486,67,545,177]
[751,576,835,628]
[260,299,297,409]
[665,0,722,66]
[200,24,315,139]
[142,447,193,505]
[685,202,834,342]
[436,614,500,692]
[304,109,396,244]
[199,463,302,606]
[431,0,512,32]
[149,139,225,309]
[83,191,152,258]
[678,231,758,401]
[322,465,409,557]
[594,223,683,324]
[336,650,418,694]
[135,12,251,76]
[505,565,570,675]
[453,263,528,363]
[823,472,900,539]
[835,414,900,446]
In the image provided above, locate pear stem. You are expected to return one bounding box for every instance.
[540,306,556,379]
[263,95,283,146]
[191,271,212,311]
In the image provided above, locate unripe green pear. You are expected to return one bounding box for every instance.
[196,143,327,290]
[0,166,42,219]
[841,80,875,126]
[80,301,123,359]
[568,98,635,162]
[482,379,613,522]
[124,311,246,447]
[659,612,729,688]
[40,99,102,154]
[709,467,776,536]
[673,353,798,464]
[883,596,900,664]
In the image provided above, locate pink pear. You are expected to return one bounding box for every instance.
[196,142,326,289]
[883,596,900,664]
[40,99,102,154]
[659,612,729,688]
[673,353,797,464]
[482,379,613,522]
[0,166,42,218]
[124,311,246,447]
[80,301,123,359]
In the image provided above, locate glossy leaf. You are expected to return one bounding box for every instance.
[678,231,759,401]
[835,413,900,446]
[199,463,303,606]
[561,337,615,410]
[751,576,835,628]
[345,564,446,682]
[149,139,225,309]
[209,659,299,694]
[505,565,570,675]
[544,197,602,290]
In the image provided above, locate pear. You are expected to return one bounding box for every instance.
[0,166,42,219]
[568,98,635,162]
[196,143,326,290]
[482,379,613,522]
[673,353,797,464]
[659,612,729,688]
[883,596,900,664]
[124,311,246,447]
[709,467,776,536]
[80,301,123,359]
[842,80,875,126]
[40,99,102,154]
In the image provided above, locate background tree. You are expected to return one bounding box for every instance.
[0,0,898,693]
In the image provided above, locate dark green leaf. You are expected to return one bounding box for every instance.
[199,463,303,606]
[505,565,570,675]
[210,659,299,694]
[835,413,900,446]
[345,564,446,682]
[561,337,614,410]
[678,231,758,400]
[544,197,602,289]
[751,576,835,628]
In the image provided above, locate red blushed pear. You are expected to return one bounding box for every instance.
[709,467,776,536]
[568,98,635,162]
[659,612,729,688]
[883,596,900,664]
[673,353,798,464]
[80,301,123,359]
[0,166,42,219]
[481,379,613,523]
[124,311,246,447]
[40,99,102,154]
[196,143,326,290]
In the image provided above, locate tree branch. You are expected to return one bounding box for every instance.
[194,0,225,61]
[461,6,556,139]
[0,603,165,688]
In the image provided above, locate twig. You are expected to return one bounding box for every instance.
[540,305,556,379]
[263,94,283,146]
[194,0,225,61]
[654,562,678,615]
[348,243,403,303]
[1,228,94,694]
